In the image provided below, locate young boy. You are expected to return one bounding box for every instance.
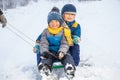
[34,7,76,79]
[0,9,7,28]
[33,7,62,66]
[61,4,81,66]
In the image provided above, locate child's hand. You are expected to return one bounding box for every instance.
[41,51,50,59]
[33,45,40,53]
[58,51,65,60]
[73,35,81,44]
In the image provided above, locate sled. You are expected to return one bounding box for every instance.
[51,62,65,80]
[52,61,64,69]
[52,62,75,80]
[40,61,68,80]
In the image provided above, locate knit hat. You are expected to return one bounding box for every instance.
[51,6,60,13]
[47,7,62,25]
[61,4,76,15]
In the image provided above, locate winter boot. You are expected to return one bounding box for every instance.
[65,63,76,79]
[38,63,51,76]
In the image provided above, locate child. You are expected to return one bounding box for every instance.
[34,7,76,79]
[0,9,7,28]
[33,7,62,65]
[61,4,81,66]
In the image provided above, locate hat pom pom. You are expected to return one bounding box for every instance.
[51,7,60,13]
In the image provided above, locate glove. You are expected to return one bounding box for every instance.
[58,51,65,60]
[41,51,50,59]
[33,45,40,53]
[2,22,7,28]
[0,14,7,28]
[73,35,81,44]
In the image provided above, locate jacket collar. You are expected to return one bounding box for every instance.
[66,20,76,27]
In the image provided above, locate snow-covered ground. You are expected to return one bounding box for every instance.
[0,0,120,80]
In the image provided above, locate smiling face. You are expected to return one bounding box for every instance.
[49,20,60,29]
[63,13,76,22]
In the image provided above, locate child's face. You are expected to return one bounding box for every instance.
[63,13,76,22]
[49,20,60,29]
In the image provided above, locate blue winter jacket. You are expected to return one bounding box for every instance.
[36,34,62,52]
[66,20,81,37]
[40,29,69,54]
[47,35,62,53]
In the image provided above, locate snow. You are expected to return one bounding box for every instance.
[0,0,120,80]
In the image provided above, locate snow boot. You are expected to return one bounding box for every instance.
[65,63,76,79]
[38,63,51,76]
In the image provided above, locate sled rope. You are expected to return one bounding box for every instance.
[8,23,35,43]
[49,52,59,59]
[6,26,34,47]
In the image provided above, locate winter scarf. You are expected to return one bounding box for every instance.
[47,26,73,46]
[48,26,63,34]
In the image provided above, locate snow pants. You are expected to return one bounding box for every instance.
[36,44,80,66]
[40,53,75,69]
[36,52,41,65]
[69,44,80,66]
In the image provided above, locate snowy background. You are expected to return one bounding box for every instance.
[0,0,120,80]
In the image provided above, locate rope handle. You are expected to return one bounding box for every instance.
[5,23,35,47]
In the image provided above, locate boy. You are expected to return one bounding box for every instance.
[33,7,62,65]
[0,9,7,28]
[61,4,81,66]
[34,7,76,79]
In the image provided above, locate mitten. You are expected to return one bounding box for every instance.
[41,51,50,59]
[0,14,7,28]
[33,45,40,53]
[73,35,81,44]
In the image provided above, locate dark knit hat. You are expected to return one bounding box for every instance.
[47,7,62,25]
[61,4,76,15]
